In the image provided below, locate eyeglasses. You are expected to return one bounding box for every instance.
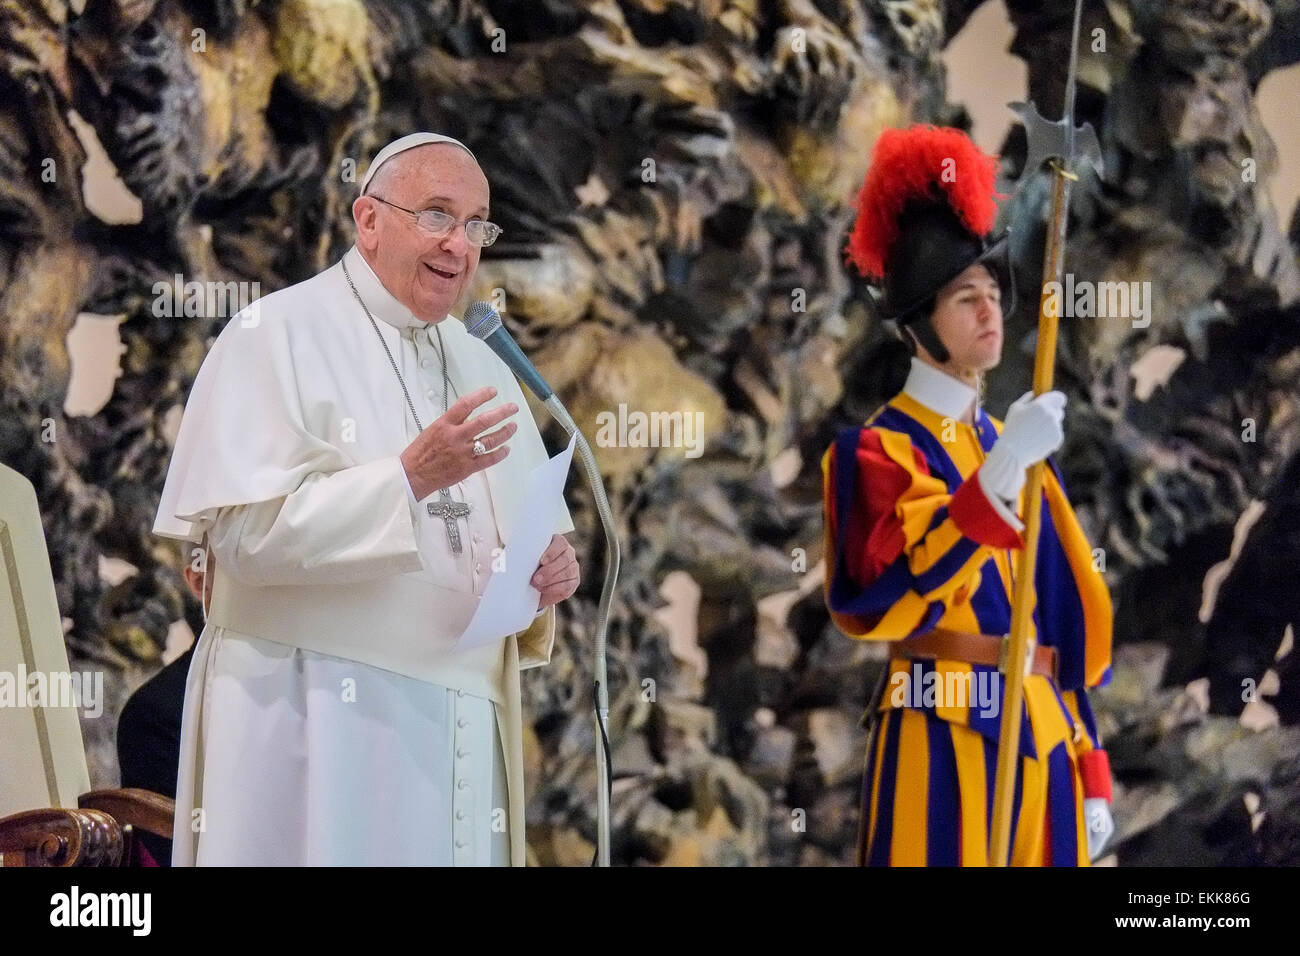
[368,195,502,247]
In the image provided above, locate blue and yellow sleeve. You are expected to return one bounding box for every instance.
[823,426,1024,642]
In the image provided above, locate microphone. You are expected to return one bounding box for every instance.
[463,302,554,401]
[462,299,618,867]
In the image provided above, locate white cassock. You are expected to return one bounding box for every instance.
[153,244,572,866]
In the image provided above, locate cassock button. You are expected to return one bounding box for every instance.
[457,748,468,758]
[421,357,431,369]
[475,563,483,574]
[457,780,469,790]
[456,810,466,821]
[456,689,464,698]
[455,839,467,849]
[425,389,436,402]
[457,718,469,728]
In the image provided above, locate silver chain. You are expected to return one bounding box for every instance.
[340,256,478,553]
[340,257,451,432]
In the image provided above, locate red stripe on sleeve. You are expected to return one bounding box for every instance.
[842,430,923,586]
[1078,749,1112,802]
[949,470,1024,550]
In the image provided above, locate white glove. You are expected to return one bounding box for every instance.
[979,390,1067,503]
[1084,797,1114,860]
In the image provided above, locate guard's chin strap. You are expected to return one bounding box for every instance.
[904,314,951,364]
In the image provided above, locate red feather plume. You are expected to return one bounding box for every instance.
[845,125,1002,280]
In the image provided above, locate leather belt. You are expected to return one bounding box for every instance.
[898,627,1058,682]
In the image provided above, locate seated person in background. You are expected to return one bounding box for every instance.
[116,542,211,866]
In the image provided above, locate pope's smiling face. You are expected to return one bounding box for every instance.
[352,143,490,323]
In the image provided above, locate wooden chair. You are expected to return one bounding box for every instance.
[0,464,174,866]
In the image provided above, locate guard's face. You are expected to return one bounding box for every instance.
[354,144,490,323]
[929,263,1003,373]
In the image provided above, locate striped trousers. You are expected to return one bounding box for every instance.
[858,681,1092,867]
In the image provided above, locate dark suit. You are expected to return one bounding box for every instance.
[116,645,194,865]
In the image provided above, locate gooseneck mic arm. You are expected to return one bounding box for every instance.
[464,301,619,868]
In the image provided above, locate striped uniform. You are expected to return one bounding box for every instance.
[822,382,1113,867]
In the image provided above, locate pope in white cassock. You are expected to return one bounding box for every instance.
[153,133,581,866]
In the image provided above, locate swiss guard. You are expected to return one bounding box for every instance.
[822,125,1115,866]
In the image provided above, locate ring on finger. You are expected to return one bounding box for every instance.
[473,439,487,456]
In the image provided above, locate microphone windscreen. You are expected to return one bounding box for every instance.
[464,301,502,339]
[463,300,554,401]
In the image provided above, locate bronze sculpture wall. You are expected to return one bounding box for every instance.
[1,0,1298,864]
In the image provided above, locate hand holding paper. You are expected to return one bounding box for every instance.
[456,433,577,649]
[531,533,580,610]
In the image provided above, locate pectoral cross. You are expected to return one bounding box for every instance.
[427,488,473,554]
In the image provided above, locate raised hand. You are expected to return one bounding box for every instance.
[400,385,518,501]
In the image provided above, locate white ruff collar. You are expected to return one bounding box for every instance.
[901,357,979,420]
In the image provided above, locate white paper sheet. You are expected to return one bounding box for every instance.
[456,433,577,649]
